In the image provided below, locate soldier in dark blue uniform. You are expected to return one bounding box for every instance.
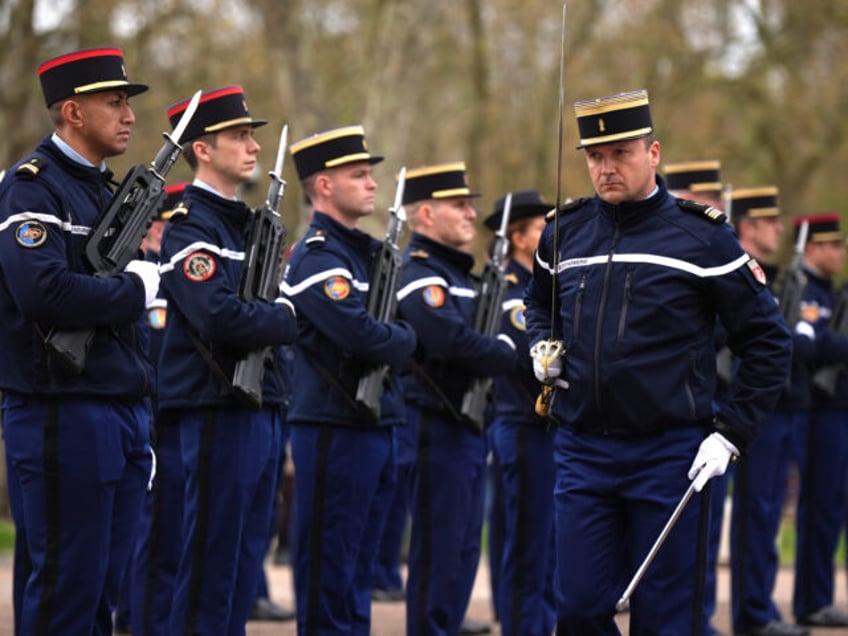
[664,160,729,636]
[483,190,557,636]
[726,188,813,636]
[0,47,158,634]
[282,126,417,635]
[524,90,792,635]
[116,183,190,636]
[791,214,848,628]
[156,86,298,635]
[395,162,516,636]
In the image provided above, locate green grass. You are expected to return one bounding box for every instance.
[778,515,846,566]
[0,519,14,553]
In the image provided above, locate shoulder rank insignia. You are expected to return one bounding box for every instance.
[167,201,191,219]
[505,272,519,285]
[15,156,45,179]
[305,230,326,247]
[676,198,727,224]
[546,197,590,221]
[409,249,430,259]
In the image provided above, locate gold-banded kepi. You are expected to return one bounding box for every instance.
[664,160,722,194]
[574,89,653,149]
[289,125,384,180]
[729,187,780,222]
[402,162,480,205]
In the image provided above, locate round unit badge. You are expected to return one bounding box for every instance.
[422,285,445,308]
[183,252,216,282]
[324,276,350,300]
[510,304,526,330]
[147,307,167,329]
[15,221,47,248]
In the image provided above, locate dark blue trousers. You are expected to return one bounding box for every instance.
[371,459,409,592]
[490,418,556,636]
[730,408,799,631]
[169,406,282,636]
[400,407,487,636]
[554,426,708,636]
[704,468,731,634]
[3,393,151,635]
[290,424,394,636]
[793,407,848,618]
[129,421,185,635]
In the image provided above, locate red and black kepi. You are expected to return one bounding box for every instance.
[38,47,148,107]
[167,85,267,143]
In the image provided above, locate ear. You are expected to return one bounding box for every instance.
[417,202,435,228]
[314,173,333,199]
[61,99,84,129]
[192,139,213,164]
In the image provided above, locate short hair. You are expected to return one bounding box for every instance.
[182,133,217,171]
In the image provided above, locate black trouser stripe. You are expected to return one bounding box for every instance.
[691,482,711,636]
[509,427,529,636]
[34,401,60,635]
[305,426,333,633]
[142,434,165,634]
[182,411,216,636]
[415,412,432,634]
[733,458,749,627]
[801,415,817,614]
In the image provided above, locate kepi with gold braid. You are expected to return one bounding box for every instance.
[160,182,189,221]
[402,162,480,205]
[794,213,845,244]
[167,85,266,144]
[664,160,722,194]
[574,89,653,149]
[289,125,383,180]
[729,187,780,223]
[38,47,148,107]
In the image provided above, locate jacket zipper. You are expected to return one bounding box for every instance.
[573,272,587,341]
[594,208,621,433]
[617,271,632,339]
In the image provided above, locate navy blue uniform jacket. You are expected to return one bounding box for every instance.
[524,178,792,451]
[157,185,296,409]
[0,136,152,397]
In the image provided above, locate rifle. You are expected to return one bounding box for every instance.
[45,89,202,374]
[232,125,290,408]
[811,281,848,398]
[354,167,407,420]
[776,219,808,390]
[459,192,513,433]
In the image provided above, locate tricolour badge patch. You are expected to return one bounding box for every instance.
[510,304,526,330]
[147,307,166,329]
[422,285,445,308]
[183,252,216,282]
[800,302,821,323]
[324,276,350,300]
[746,258,766,285]
[15,221,47,248]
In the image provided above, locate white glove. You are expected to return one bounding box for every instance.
[125,259,160,307]
[688,432,739,492]
[795,320,815,340]
[530,339,569,389]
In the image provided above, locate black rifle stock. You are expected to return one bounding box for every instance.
[460,193,513,433]
[354,168,407,420]
[811,282,848,398]
[232,126,289,408]
[776,219,808,389]
[45,90,202,374]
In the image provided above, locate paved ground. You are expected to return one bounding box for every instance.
[0,556,847,635]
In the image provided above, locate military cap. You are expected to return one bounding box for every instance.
[574,89,653,149]
[402,162,480,205]
[289,125,383,180]
[167,85,266,143]
[729,187,780,223]
[159,182,189,220]
[483,189,553,231]
[794,213,845,243]
[38,47,148,107]
[664,160,722,194]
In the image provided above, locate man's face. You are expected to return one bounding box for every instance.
[809,240,847,277]
[324,161,378,222]
[206,125,261,186]
[742,216,784,259]
[428,197,477,250]
[76,90,136,159]
[584,137,660,205]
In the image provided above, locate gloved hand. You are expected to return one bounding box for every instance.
[530,339,569,389]
[688,432,739,492]
[125,259,160,307]
[795,320,815,340]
